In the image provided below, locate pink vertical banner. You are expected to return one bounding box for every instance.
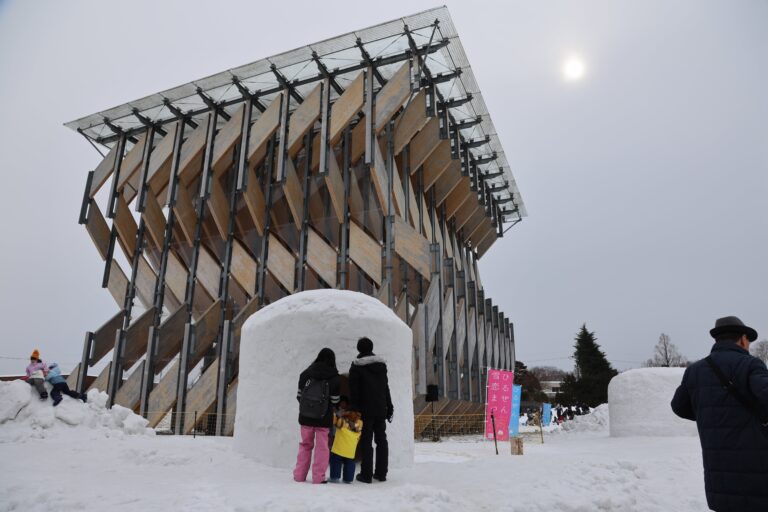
[485,368,515,441]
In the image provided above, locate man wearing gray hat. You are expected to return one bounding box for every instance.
[671,316,768,512]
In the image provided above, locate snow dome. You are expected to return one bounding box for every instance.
[233,289,414,469]
[608,368,698,437]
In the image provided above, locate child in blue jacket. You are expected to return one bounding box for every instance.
[45,363,87,406]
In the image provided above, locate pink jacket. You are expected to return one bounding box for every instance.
[26,361,46,379]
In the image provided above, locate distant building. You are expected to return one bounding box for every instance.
[540,380,563,400]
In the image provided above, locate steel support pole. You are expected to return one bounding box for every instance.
[140,120,185,415]
[364,67,374,165]
[174,323,195,434]
[384,121,394,308]
[257,135,277,304]
[77,332,93,394]
[318,78,331,176]
[275,90,290,183]
[430,189,445,396]
[296,131,313,291]
[214,320,233,435]
[337,128,351,289]
[210,131,244,435]
[105,133,127,219]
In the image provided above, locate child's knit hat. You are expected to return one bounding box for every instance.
[30,349,40,359]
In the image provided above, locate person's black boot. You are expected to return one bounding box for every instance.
[373,474,386,482]
[355,474,372,484]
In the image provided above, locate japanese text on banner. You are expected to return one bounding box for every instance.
[485,368,515,441]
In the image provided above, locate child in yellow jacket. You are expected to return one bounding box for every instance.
[329,410,363,483]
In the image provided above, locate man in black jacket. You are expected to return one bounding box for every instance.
[671,316,768,512]
[349,337,393,483]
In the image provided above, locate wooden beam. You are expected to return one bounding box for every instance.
[117,132,148,192]
[212,104,245,175]
[183,357,218,434]
[145,121,179,194]
[90,144,119,198]
[142,191,166,250]
[393,216,431,278]
[146,360,178,428]
[324,152,345,223]
[476,226,498,258]
[455,200,481,232]
[154,306,187,372]
[106,260,129,307]
[114,360,145,411]
[329,73,365,146]
[282,157,304,227]
[409,117,440,172]
[287,84,322,158]
[433,161,462,206]
[176,122,208,187]
[207,174,230,241]
[393,90,429,155]
[230,239,257,297]
[444,177,471,219]
[242,166,267,237]
[85,200,111,259]
[306,227,337,286]
[374,62,411,133]
[113,194,138,257]
[88,363,110,393]
[422,140,452,190]
[267,234,295,292]
[248,93,282,167]
[348,222,382,285]
[91,311,125,364]
[196,245,221,298]
[173,182,197,245]
[122,307,155,367]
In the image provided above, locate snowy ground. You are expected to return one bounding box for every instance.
[1,402,707,512]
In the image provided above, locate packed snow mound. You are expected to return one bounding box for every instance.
[0,380,154,442]
[609,368,698,437]
[560,404,609,433]
[235,289,414,470]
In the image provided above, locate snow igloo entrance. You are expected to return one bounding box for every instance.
[233,290,415,469]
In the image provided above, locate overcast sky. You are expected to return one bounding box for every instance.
[0,0,765,375]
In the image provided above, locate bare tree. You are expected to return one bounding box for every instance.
[530,366,568,382]
[750,340,768,363]
[645,333,688,367]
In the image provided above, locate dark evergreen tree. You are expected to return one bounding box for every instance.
[558,324,617,407]
[514,361,548,403]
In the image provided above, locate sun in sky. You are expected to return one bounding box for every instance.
[562,56,586,81]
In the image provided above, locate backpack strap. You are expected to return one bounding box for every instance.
[705,356,768,427]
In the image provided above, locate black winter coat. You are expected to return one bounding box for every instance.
[671,342,768,512]
[297,361,341,428]
[349,353,393,419]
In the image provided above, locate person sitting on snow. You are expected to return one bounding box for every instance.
[45,362,87,406]
[25,349,48,400]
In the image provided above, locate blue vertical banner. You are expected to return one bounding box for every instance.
[542,403,552,426]
[508,385,523,437]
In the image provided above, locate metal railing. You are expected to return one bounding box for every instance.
[414,413,486,439]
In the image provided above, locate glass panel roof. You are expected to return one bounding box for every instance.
[65,6,525,217]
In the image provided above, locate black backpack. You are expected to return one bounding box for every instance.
[299,377,329,419]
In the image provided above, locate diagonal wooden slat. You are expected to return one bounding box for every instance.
[393,90,429,155]
[349,222,382,285]
[374,62,411,133]
[306,228,337,286]
[393,216,431,278]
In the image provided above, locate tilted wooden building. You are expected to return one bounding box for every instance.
[64,7,526,435]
